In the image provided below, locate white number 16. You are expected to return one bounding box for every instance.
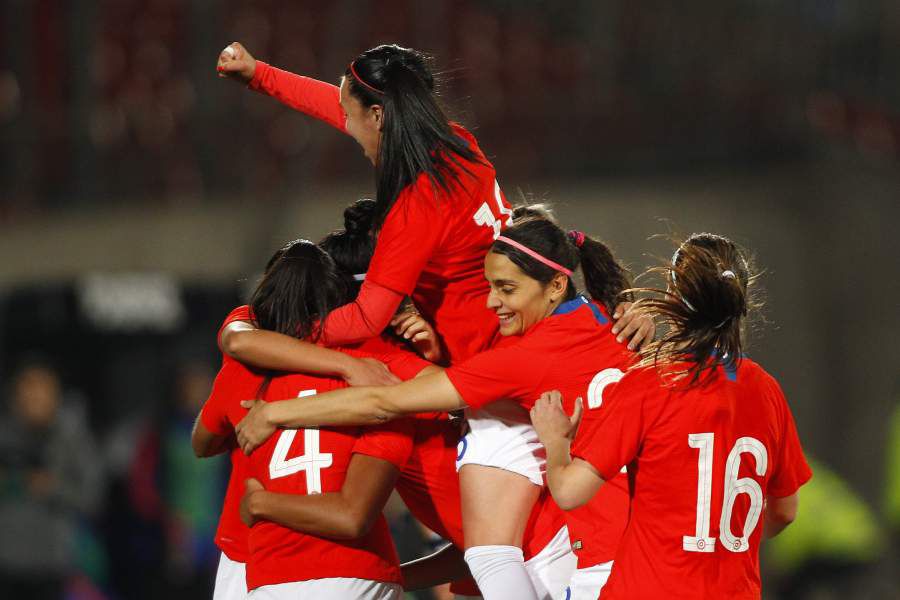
[684,433,768,553]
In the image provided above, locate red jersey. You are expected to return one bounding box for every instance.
[217,306,563,566]
[445,295,634,566]
[250,62,510,363]
[572,360,812,599]
[203,306,428,576]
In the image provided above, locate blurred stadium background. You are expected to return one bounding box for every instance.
[0,1,898,598]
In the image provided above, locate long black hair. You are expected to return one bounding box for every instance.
[489,206,632,316]
[629,233,758,385]
[345,44,485,226]
[319,198,379,295]
[249,239,349,342]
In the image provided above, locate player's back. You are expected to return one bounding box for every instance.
[244,371,404,591]
[602,359,806,599]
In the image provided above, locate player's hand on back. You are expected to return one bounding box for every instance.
[237,399,275,454]
[216,42,257,84]
[612,301,656,351]
[344,357,401,387]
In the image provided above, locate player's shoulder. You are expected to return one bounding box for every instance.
[222,304,253,327]
[735,358,784,395]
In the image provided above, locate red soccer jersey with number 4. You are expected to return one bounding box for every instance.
[445,296,634,567]
[202,307,427,583]
[250,62,511,363]
[572,360,812,599]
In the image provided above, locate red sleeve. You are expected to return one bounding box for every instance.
[444,341,548,410]
[248,61,346,133]
[217,305,253,346]
[352,418,416,468]
[571,372,651,481]
[365,179,444,296]
[320,280,405,345]
[767,386,813,498]
[199,361,239,436]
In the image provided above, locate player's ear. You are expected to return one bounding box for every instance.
[548,272,568,303]
[370,104,384,130]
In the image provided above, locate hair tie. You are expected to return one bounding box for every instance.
[348,61,384,95]
[353,273,366,281]
[721,269,736,279]
[495,236,573,276]
[568,230,586,248]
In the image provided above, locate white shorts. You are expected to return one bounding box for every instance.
[214,553,248,600]
[525,526,578,600]
[456,404,546,486]
[249,578,402,599]
[560,561,613,600]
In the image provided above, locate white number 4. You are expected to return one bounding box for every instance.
[473,180,513,239]
[268,389,333,494]
[684,433,768,553]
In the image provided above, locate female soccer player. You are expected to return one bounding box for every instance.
[216,42,652,360]
[530,233,812,599]
[194,238,433,599]
[218,201,570,599]
[235,216,636,600]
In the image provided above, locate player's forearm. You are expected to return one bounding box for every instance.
[265,387,396,428]
[248,490,367,539]
[224,328,355,377]
[544,438,584,511]
[401,543,470,590]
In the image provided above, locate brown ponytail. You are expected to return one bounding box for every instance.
[629,233,757,385]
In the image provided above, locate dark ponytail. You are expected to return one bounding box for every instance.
[489,207,631,315]
[345,44,484,227]
[319,198,379,295]
[250,239,349,342]
[629,233,756,385]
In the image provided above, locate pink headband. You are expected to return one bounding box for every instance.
[348,61,384,95]
[495,236,573,276]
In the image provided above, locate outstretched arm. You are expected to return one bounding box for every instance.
[217,42,347,133]
[236,370,461,454]
[241,453,399,539]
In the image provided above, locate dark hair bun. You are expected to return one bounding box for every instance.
[343,198,378,237]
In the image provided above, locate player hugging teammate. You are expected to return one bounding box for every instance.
[192,41,810,600]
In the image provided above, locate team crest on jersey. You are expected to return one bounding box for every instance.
[571,539,583,551]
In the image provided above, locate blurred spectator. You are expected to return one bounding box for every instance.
[765,457,885,599]
[105,360,225,599]
[0,359,104,600]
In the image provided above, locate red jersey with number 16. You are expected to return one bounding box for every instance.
[250,62,511,363]
[572,359,812,599]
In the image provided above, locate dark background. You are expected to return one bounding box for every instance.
[0,1,897,598]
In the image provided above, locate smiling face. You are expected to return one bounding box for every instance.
[339,77,383,165]
[484,251,568,336]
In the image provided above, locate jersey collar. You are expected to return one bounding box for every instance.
[551,294,609,325]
